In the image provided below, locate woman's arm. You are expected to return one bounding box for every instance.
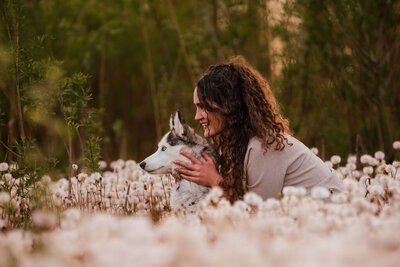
[173,150,223,187]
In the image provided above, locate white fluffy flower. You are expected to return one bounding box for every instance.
[347,163,356,171]
[259,198,280,212]
[352,170,361,179]
[90,172,102,181]
[330,155,341,165]
[282,186,298,197]
[63,208,81,221]
[393,161,400,168]
[368,158,379,166]
[209,186,223,198]
[0,162,9,172]
[71,164,78,171]
[363,166,374,175]
[311,186,330,199]
[137,202,146,211]
[4,173,12,182]
[125,160,136,168]
[347,155,357,164]
[244,192,263,206]
[385,165,396,175]
[331,193,348,203]
[343,179,358,192]
[128,196,140,204]
[294,187,307,197]
[98,160,107,170]
[360,154,372,164]
[393,141,400,150]
[77,172,88,182]
[368,184,384,197]
[32,210,57,230]
[310,147,319,155]
[9,163,18,171]
[233,200,250,212]
[374,151,385,160]
[41,175,52,183]
[0,192,11,203]
[378,175,391,187]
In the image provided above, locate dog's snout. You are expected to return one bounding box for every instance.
[139,161,146,169]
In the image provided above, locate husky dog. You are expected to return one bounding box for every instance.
[139,111,219,210]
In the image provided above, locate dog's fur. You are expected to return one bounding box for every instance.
[139,111,220,210]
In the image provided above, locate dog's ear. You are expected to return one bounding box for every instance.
[170,110,187,136]
[169,113,175,130]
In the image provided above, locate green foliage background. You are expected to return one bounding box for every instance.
[0,0,399,173]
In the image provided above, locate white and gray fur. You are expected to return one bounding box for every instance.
[139,111,219,210]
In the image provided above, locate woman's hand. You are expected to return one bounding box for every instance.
[173,150,223,187]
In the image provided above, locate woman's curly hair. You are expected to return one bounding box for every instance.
[196,56,292,202]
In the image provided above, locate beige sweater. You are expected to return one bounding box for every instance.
[244,134,343,200]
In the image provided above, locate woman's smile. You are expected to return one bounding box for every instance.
[193,87,225,138]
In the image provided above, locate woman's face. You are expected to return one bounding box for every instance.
[193,87,226,138]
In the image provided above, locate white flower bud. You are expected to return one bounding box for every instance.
[347,155,357,164]
[374,151,385,160]
[360,154,372,164]
[4,173,12,182]
[368,158,379,166]
[71,164,78,171]
[368,184,384,197]
[41,175,52,183]
[77,173,88,182]
[385,165,396,175]
[0,162,9,172]
[244,192,263,206]
[9,163,18,171]
[343,179,358,192]
[32,210,57,230]
[363,166,374,175]
[90,172,102,181]
[331,193,347,203]
[310,147,319,155]
[0,192,10,203]
[347,163,356,171]
[311,186,330,199]
[98,160,107,170]
[294,187,307,197]
[330,155,341,165]
[282,186,298,197]
[393,141,400,150]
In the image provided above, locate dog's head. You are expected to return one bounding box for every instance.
[139,111,203,175]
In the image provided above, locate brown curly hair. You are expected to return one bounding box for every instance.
[196,56,292,202]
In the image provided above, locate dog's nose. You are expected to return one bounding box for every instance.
[139,162,146,169]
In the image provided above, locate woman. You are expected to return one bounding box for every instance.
[174,57,342,202]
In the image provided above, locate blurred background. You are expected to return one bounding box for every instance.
[0,0,399,175]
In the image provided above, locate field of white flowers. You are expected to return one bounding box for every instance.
[1,142,400,267]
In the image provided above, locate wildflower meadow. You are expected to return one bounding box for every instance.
[1,142,400,266]
[1,0,400,266]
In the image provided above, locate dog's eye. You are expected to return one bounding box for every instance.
[161,146,167,151]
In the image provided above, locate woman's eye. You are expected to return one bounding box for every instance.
[161,146,167,151]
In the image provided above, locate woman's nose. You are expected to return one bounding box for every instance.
[194,108,203,121]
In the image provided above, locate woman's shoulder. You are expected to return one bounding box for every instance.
[247,134,308,154]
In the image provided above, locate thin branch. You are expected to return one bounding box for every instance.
[0,139,21,158]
